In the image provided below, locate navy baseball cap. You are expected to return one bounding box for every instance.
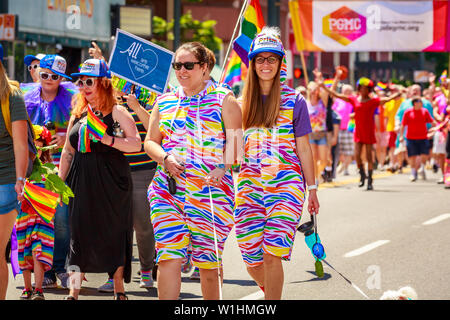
[24,53,46,66]
[39,55,72,80]
[71,59,111,78]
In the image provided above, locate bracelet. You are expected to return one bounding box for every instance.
[307,184,318,192]
[162,153,169,168]
[17,177,26,183]
[109,136,115,147]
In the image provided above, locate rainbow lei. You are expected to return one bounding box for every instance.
[111,75,158,108]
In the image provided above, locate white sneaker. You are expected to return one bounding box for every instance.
[419,169,426,180]
[410,174,417,182]
[139,276,155,288]
[40,277,58,289]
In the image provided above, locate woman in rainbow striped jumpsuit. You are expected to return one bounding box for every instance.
[144,42,242,300]
[235,27,319,300]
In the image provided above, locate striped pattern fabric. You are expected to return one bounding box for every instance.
[235,85,306,267]
[16,210,54,271]
[123,106,157,171]
[147,81,235,269]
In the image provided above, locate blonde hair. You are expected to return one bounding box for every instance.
[0,63,20,103]
[241,59,281,130]
[71,77,117,118]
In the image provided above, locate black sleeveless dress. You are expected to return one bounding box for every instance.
[66,112,133,283]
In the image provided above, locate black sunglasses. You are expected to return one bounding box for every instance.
[172,61,203,71]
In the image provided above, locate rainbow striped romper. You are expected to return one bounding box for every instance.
[235,85,306,267]
[147,81,235,269]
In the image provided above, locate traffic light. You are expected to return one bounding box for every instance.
[294,68,302,79]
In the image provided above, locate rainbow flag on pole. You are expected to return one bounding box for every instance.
[324,79,334,88]
[376,82,388,91]
[232,0,265,67]
[439,70,447,84]
[22,181,59,224]
[221,50,247,87]
[87,105,108,141]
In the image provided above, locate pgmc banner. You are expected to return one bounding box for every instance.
[290,0,450,52]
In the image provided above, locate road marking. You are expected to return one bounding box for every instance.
[344,240,390,258]
[239,290,264,300]
[422,213,450,226]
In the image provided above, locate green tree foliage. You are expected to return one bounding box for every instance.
[151,11,222,52]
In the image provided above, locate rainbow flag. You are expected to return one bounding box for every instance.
[87,105,107,141]
[324,79,334,88]
[376,82,388,90]
[22,181,59,224]
[347,118,355,133]
[221,50,248,87]
[439,70,447,84]
[232,0,265,67]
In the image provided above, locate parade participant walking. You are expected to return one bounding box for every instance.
[383,84,404,172]
[320,77,401,190]
[235,27,318,300]
[400,97,437,181]
[23,54,77,289]
[306,75,329,183]
[333,84,354,175]
[16,125,54,300]
[0,45,29,300]
[23,54,45,83]
[59,59,141,300]
[144,42,242,300]
[88,42,158,292]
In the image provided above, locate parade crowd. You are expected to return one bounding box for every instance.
[0,26,449,301]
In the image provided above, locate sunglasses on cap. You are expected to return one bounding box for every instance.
[39,72,60,81]
[75,77,96,88]
[28,64,39,71]
[254,56,280,65]
[172,61,203,71]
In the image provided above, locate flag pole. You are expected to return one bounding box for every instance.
[289,0,309,84]
[220,0,250,81]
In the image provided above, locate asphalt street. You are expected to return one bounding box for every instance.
[5,164,450,300]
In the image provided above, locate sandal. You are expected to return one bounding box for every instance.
[114,292,128,300]
[64,295,77,300]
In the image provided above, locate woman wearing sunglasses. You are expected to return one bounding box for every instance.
[144,42,242,300]
[23,54,45,83]
[22,54,78,290]
[58,59,141,300]
[234,27,318,300]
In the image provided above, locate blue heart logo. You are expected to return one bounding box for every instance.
[126,47,158,81]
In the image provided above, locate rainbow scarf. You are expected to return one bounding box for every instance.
[232,0,265,67]
[111,75,158,107]
[77,105,107,153]
[22,181,59,224]
[376,82,387,91]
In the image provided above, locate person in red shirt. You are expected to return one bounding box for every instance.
[320,77,400,190]
[400,97,437,181]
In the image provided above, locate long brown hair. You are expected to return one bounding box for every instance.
[71,77,117,117]
[241,60,281,130]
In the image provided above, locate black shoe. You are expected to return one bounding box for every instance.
[358,168,366,187]
[367,170,373,190]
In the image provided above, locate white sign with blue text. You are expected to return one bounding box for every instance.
[109,28,174,95]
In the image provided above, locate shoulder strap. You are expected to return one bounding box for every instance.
[1,92,12,136]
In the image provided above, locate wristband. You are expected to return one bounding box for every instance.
[109,136,115,147]
[307,184,318,192]
[162,153,169,168]
[17,177,26,183]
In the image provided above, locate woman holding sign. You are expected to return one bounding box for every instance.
[58,59,141,300]
[144,42,242,300]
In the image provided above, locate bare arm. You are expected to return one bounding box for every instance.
[123,94,151,131]
[12,120,28,201]
[143,104,184,177]
[380,91,402,105]
[101,105,141,153]
[58,116,76,181]
[318,80,351,102]
[296,135,319,215]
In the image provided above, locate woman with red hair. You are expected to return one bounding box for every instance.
[58,59,141,300]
